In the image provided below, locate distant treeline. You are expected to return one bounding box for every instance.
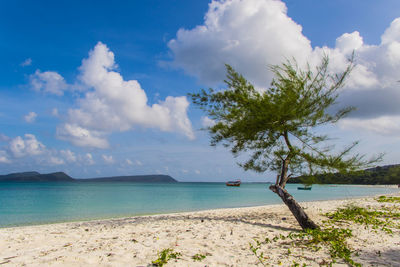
[0,171,178,183]
[288,164,400,185]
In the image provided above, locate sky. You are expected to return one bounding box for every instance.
[0,0,399,182]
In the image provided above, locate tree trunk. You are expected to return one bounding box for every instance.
[269,184,319,230]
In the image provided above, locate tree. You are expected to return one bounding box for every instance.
[190,56,381,230]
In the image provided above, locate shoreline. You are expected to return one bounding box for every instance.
[2,189,399,229]
[1,192,399,266]
[2,187,399,229]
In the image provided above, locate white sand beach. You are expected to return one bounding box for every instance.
[1,193,399,266]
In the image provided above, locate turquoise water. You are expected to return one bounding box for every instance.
[0,182,398,227]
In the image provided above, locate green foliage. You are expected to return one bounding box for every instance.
[251,226,360,266]
[191,253,207,262]
[151,248,181,267]
[290,164,400,185]
[250,199,399,266]
[326,205,399,233]
[288,227,359,266]
[377,195,400,203]
[249,239,268,266]
[190,56,381,187]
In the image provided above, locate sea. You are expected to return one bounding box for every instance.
[0,182,398,228]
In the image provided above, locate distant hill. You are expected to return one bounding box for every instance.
[288,164,400,185]
[0,172,178,183]
[0,172,74,182]
[77,175,178,183]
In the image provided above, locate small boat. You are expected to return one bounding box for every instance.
[226,180,241,186]
[297,185,312,190]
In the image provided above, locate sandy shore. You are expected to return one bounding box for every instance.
[1,193,399,266]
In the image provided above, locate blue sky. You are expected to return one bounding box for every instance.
[1,0,399,181]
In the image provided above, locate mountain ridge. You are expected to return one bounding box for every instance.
[0,172,178,183]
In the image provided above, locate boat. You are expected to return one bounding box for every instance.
[226,180,241,186]
[297,185,312,190]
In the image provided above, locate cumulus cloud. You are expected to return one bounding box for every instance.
[48,156,65,165]
[83,153,95,165]
[201,116,216,128]
[56,42,194,148]
[57,123,109,149]
[102,154,114,164]
[30,70,68,95]
[167,0,311,88]
[24,111,37,123]
[20,58,32,67]
[167,0,400,134]
[339,116,400,136]
[0,133,100,167]
[60,149,77,162]
[8,134,46,158]
[0,150,11,163]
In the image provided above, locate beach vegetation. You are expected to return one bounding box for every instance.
[191,253,207,261]
[251,226,360,266]
[376,195,400,203]
[326,204,400,233]
[151,248,181,267]
[249,239,268,266]
[289,164,400,185]
[190,55,381,230]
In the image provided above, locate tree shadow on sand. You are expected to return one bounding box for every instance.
[80,212,300,232]
[357,247,400,266]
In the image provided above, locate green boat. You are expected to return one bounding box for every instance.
[297,185,312,190]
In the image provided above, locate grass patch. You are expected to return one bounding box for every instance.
[249,239,269,266]
[325,205,399,233]
[250,200,400,266]
[250,226,360,266]
[151,248,181,267]
[288,227,360,266]
[376,195,400,203]
[191,253,207,262]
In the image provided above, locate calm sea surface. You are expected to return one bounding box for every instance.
[0,182,398,227]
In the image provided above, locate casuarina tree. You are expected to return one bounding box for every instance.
[190,56,381,230]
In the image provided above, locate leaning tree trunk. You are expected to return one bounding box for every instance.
[269,184,319,230]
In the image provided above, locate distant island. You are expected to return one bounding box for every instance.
[288,164,400,185]
[0,171,178,183]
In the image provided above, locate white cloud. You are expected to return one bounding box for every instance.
[168,0,400,91]
[335,32,364,55]
[0,150,11,163]
[24,111,37,123]
[20,58,32,67]
[167,0,400,135]
[195,169,201,174]
[339,116,400,136]
[135,160,143,166]
[8,134,46,158]
[125,159,133,165]
[84,153,95,165]
[56,42,194,148]
[201,116,216,128]
[30,70,68,95]
[60,149,77,162]
[57,123,109,149]
[102,154,114,164]
[0,132,101,168]
[167,0,311,88]
[48,156,65,165]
